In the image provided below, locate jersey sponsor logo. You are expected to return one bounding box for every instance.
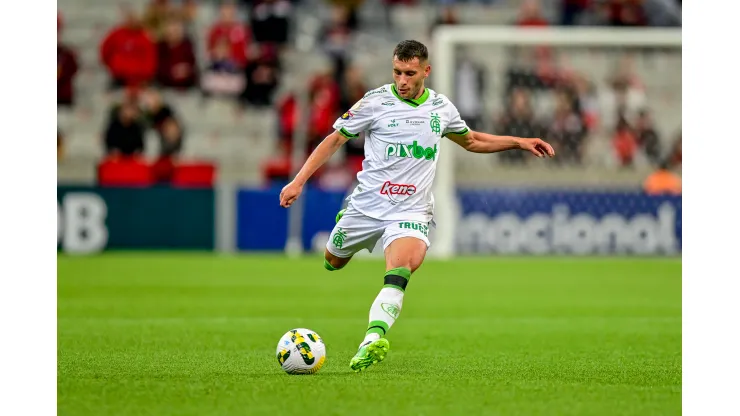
[380,181,417,205]
[387,119,399,128]
[381,101,396,106]
[364,87,388,98]
[405,120,425,126]
[341,111,353,120]
[399,221,429,237]
[385,141,438,161]
[432,98,444,106]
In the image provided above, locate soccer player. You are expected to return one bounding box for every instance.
[279,40,555,372]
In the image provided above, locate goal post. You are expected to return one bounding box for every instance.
[428,26,682,259]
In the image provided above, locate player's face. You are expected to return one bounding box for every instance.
[392,56,430,100]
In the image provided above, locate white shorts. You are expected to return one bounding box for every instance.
[325,206,432,258]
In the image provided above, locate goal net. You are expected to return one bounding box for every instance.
[429,26,682,259]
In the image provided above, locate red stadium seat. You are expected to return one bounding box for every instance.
[262,156,292,183]
[97,157,153,187]
[171,162,216,188]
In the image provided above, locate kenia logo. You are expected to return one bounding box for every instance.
[380,181,417,205]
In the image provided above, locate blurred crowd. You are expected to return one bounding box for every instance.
[474,50,683,170]
[58,0,291,182]
[57,0,681,192]
[444,0,681,195]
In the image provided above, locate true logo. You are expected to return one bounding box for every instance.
[399,221,429,237]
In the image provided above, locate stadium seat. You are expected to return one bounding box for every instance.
[171,162,216,188]
[97,157,154,187]
[262,156,292,183]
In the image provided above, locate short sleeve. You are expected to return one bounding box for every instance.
[332,97,374,139]
[442,101,470,137]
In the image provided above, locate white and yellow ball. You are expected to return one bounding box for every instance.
[276,328,326,375]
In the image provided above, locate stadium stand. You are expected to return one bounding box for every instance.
[57,0,681,188]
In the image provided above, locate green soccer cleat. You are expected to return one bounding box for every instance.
[349,338,390,372]
[335,208,346,223]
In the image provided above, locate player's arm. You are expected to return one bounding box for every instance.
[446,130,555,158]
[279,131,349,208]
[280,95,372,208]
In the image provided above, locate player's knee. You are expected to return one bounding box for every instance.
[385,237,427,274]
[324,251,350,271]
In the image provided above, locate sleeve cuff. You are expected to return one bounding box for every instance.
[444,127,469,137]
[338,127,360,139]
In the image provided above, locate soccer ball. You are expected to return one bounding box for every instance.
[276,328,327,375]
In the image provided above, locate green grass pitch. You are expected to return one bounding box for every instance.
[58,253,681,416]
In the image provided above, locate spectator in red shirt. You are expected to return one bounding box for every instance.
[207,2,250,70]
[613,116,638,167]
[607,0,648,26]
[277,94,298,152]
[58,19,78,107]
[156,18,198,89]
[276,72,340,157]
[308,86,338,152]
[100,8,158,89]
[517,0,549,26]
[308,72,341,111]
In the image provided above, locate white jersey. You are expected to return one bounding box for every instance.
[332,83,469,223]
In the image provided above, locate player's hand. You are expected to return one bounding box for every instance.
[279,181,303,208]
[519,138,555,158]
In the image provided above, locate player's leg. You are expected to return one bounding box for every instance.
[349,221,429,372]
[383,236,427,273]
[323,206,382,272]
[323,249,352,271]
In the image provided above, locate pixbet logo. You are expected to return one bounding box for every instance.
[380,181,417,205]
[384,141,438,161]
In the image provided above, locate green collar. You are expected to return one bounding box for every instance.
[391,84,429,107]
